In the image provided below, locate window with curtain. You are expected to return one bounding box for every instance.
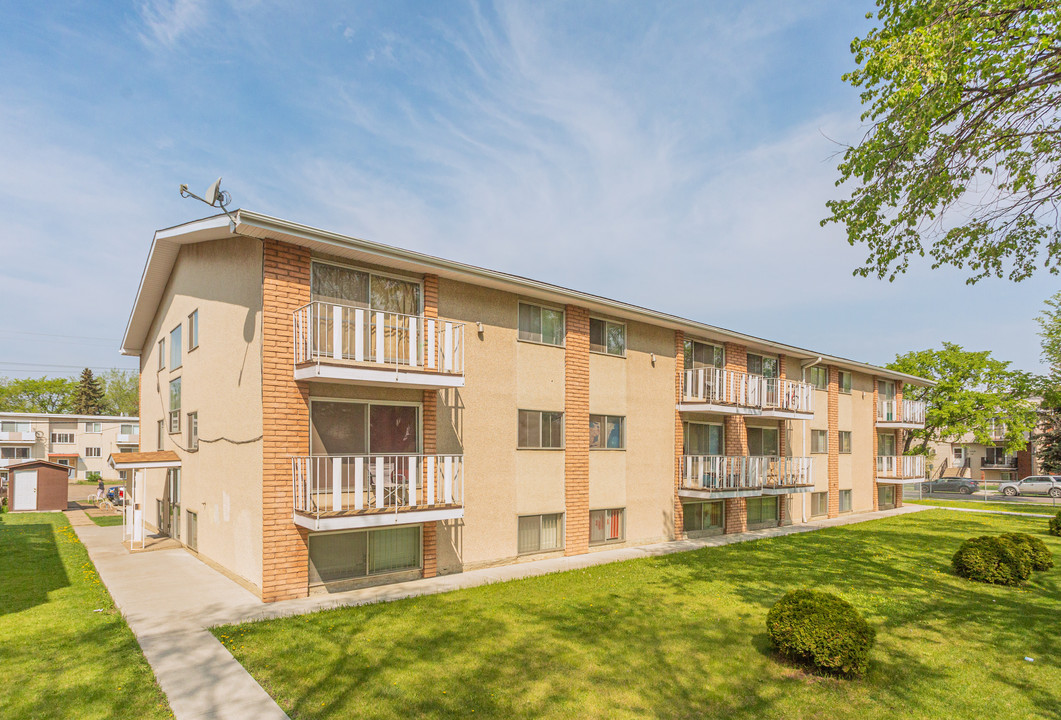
[746,497,778,526]
[747,427,779,456]
[683,422,723,455]
[589,318,625,356]
[811,491,828,516]
[518,410,564,449]
[839,371,852,393]
[682,501,723,533]
[839,489,852,512]
[518,514,563,553]
[878,380,896,400]
[811,429,828,454]
[878,432,896,456]
[839,431,852,454]
[747,354,778,378]
[590,508,625,544]
[368,526,421,574]
[808,366,828,389]
[589,415,624,449]
[518,303,565,346]
[683,339,724,369]
[310,401,420,455]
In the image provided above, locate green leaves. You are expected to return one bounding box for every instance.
[826,0,1061,283]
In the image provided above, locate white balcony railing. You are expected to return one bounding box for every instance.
[876,455,925,479]
[294,302,465,376]
[682,368,814,414]
[0,431,37,443]
[877,399,926,425]
[0,456,32,467]
[116,434,140,444]
[292,454,464,519]
[681,455,813,492]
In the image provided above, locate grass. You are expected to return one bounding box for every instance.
[0,512,172,719]
[89,513,125,527]
[214,511,1061,720]
[909,498,1060,516]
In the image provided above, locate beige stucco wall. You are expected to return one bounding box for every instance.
[849,371,876,511]
[138,237,264,591]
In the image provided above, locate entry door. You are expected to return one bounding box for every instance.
[12,469,37,511]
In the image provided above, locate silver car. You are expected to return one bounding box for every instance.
[998,475,1061,498]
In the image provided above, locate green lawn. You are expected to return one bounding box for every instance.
[0,512,172,719]
[89,513,125,527]
[215,511,1061,720]
[909,498,1060,516]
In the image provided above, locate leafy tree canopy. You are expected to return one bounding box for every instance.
[0,377,76,413]
[888,342,1037,453]
[825,0,1061,284]
[100,369,139,417]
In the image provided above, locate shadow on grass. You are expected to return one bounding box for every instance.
[0,517,69,616]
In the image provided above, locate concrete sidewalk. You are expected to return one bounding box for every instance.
[72,504,929,720]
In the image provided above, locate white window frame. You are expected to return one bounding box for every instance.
[84,422,102,433]
[169,378,181,434]
[808,366,828,390]
[0,447,30,460]
[85,447,102,458]
[188,411,199,451]
[51,432,75,444]
[517,302,566,347]
[589,317,626,357]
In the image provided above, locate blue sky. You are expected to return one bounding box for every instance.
[0,0,1055,380]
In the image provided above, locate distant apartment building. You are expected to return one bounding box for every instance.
[118,211,931,602]
[928,418,1037,484]
[0,413,140,482]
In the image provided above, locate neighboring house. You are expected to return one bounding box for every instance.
[118,210,932,602]
[928,418,1037,484]
[0,413,140,483]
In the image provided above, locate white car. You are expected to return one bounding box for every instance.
[998,475,1061,498]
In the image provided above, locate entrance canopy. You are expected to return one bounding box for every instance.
[108,451,181,470]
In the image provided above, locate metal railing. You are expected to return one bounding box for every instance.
[980,456,1018,469]
[292,454,464,518]
[877,399,926,424]
[682,368,814,413]
[876,455,925,478]
[293,302,465,375]
[680,455,813,492]
[0,431,37,442]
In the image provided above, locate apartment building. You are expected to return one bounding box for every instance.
[0,412,139,482]
[118,210,930,602]
[928,418,1036,484]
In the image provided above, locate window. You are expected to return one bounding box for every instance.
[517,514,563,554]
[839,489,852,513]
[518,410,564,449]
[0,447,29,460]
[878,432,896,456]
[0,421,30,433]
[311,261,422,315]
[51,432,74,444]
[589,414,624,449]
[878,485,896,508]
[310,401,420,455]
[85,447,101,458]
[169,378,181,433]
[119,470,128,481]
[589,318,625,356]
[839,371,852,394]
[120,423,138,435]
[188,412,198,450]
[878,380,896,400]
[811,491,828,517]
[746,497,779,526]
[157,420,164,450]
[170,325,182,369]
[158,338,165,370]
[811,429,828,454]
[747,427,779,456]
[808,366,828,390]
[85,422,102,433]
[168,468,181,504]
[307,526,421,585]
[747,354,778,378]
[683,501,724,534]
[518,303,564,346]
[985,446,1010,465]
[188,310,199,350]
[839,431,852,454]
[684,422,723,455]
[683,340,724,369]
[590,508,625,545]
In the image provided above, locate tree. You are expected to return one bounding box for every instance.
[1033,400,1061,473]
[888,343,1037,455]
[72,368,106,416]
[824,1,1061,284]
[0,376,76,413]
[100,369,139,417]
[1037,289,1061,403]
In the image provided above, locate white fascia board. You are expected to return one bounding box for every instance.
[108,459,182,470]
[294,507,464,532]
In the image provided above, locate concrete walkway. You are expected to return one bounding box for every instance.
[71,504,929,720]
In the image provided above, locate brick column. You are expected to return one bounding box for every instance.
[564,305,590,555]
[421,274,440,577]
[723,342,748,534]
[777,354,787,454]
[872,379,879,511]
[262,240,311,602]
[827,365,839,518]
[673,330,685,540]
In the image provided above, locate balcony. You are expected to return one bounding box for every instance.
[876,399,926,428]
[291,453,464,531]
[0,431,36,443]
[293,302,465,389]
[980,456,1018,470]
[679,368,814,419]
[679,455,814,500]
[0,456,32,468]
[876,455,925,483]
[116,434,140,445]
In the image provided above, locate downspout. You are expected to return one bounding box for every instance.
[800,356,824,523]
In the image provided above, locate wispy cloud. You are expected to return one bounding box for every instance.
[137,0,207,49]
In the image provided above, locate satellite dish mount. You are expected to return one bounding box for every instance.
[179,177,236,223]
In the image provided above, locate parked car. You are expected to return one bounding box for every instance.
[106,486,126,505]
[998,475,1061,498]
[922,478,980,495]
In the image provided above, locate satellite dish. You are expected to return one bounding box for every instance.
[205,177,223,206]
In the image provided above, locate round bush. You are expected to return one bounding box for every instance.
[1050,511,1061,538]
[1000,532,1054,572]
[765,589,875,677]
[952,535,1031,585]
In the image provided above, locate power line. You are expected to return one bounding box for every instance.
[0,329,119,345]
[0,362,136,372]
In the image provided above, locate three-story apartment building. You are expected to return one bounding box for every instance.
[0,412,139,483]
[119,211,930,602]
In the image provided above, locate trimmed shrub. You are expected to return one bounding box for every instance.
[1050,512,1061,538]
[1000,532,1054,572]
[952,535,1031,586]
[765,589,875,677]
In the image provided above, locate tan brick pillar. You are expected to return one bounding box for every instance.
[827,365,839,518]
[564,305,590,555]
[872,379,879,511]
[777,354,786,455]
[262,240,310,602]
[421,274,440,576]
[673,330,686,540]
[723,342,748,534]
